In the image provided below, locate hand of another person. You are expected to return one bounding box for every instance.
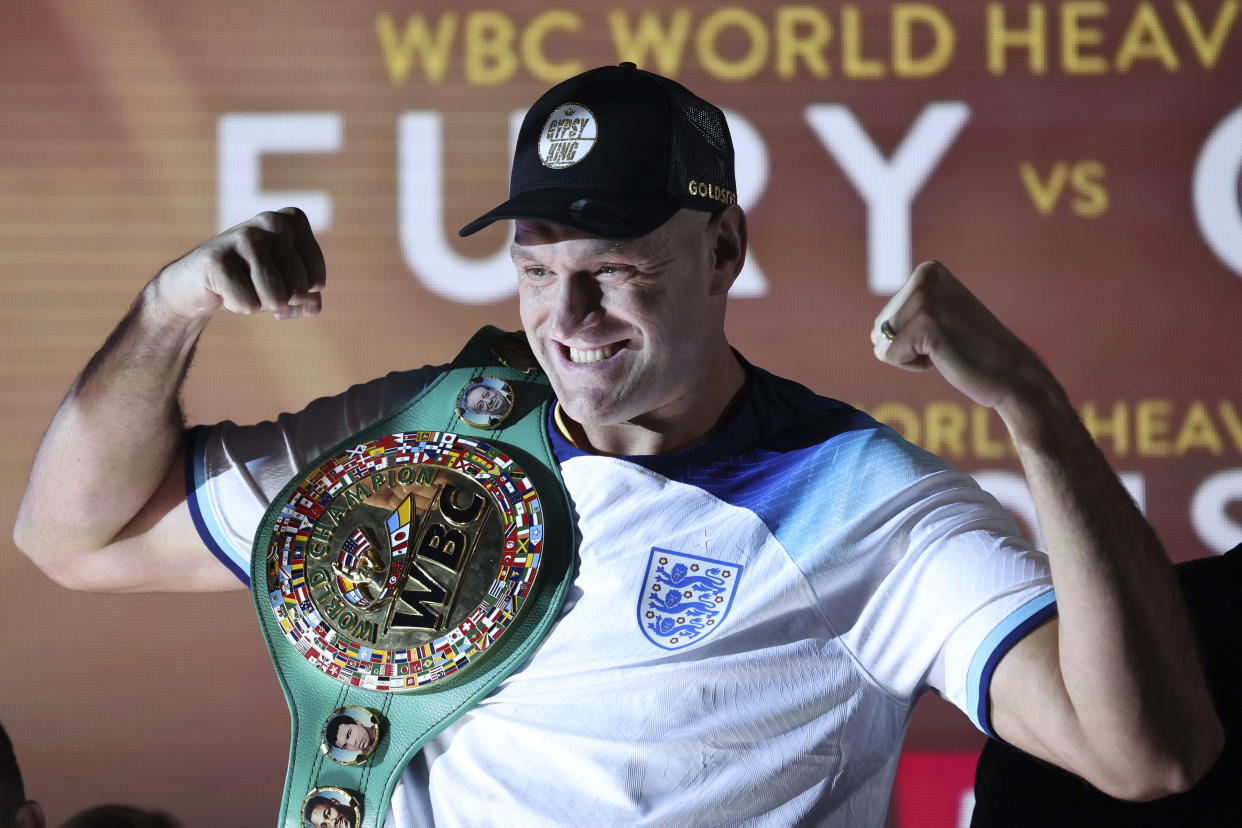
[153,207,326,321]
[870,260,1054,412]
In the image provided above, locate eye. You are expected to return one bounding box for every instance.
[523,266,552,280]
[596,265,632,280]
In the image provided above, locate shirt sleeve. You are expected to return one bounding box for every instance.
[827,427,1056,738]
[184,365,446,586]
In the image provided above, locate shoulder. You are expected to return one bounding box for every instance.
[193,364,448,509]
[186,364,450,584]
[642,360,969,547]
[741,361,953,487]
[287,365,448,430]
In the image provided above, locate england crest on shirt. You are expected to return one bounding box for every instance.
[638,547,743,651]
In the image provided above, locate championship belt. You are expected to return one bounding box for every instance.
[250,327,575,828]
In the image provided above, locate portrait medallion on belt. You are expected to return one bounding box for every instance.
[321,706,383,766]
[264,432,546,690]
[456,377,516,429]
[302,787,360,828]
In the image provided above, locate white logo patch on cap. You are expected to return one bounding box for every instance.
[538,103,597,170]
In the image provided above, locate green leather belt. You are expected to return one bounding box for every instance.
[250,327,575,828]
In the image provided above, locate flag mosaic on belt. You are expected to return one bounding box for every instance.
[264,431,545,691]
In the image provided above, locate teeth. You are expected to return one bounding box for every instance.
[568,345,620,364]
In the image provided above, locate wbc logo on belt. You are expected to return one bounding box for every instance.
[265,431,545,691]
[638,548,743,651]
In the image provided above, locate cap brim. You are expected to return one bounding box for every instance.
[458,188,682,240]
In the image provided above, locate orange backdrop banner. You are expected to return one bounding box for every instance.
[2,2,1240,824]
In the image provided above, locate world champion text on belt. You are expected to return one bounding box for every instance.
[264,430,546,691]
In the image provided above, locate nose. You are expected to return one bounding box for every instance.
[549,271,603,340]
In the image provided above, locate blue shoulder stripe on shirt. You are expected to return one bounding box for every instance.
[966,591,1058,738]
[550,357,942,564]
[184,426,250,586]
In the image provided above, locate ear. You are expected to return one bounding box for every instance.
[14,801,47,828]
[707,205,747,296]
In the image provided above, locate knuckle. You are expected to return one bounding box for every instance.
[203,248,244,284]
[202,245,229,270]
[234,225,267,250]
[254,210,288,234]
[912,260,945,286]
[277,205,307,225]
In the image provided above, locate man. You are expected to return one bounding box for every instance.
[326,714,378,756]
[4,722,178,828]
[14,63,1222,825]
[457,378,514,427]
[61,806,181,828]
[460,383,510,417]
[0,723,45,828]
[304,796,355,828]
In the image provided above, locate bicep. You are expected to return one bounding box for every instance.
[75,451,248,592]
[80,365,447,593]
[987,616,1081,770]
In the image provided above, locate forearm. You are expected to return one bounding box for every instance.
[15,277,207,564]
[999,374,1223,795]
[871,261,1223,795]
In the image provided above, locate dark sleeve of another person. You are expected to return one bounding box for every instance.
[970,543,1242,828]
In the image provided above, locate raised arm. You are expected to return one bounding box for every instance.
[14,207,325,593]
[872,261,1223,799]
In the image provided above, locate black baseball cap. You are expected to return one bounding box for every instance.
[459,62,737,240]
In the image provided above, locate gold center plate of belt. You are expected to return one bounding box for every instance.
[264,431,545,691]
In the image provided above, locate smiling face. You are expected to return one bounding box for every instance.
[513,208,746,454]
[464,384,509,415]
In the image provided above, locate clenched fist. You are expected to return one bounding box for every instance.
[153,207,325,321]
[870,261,1055,413]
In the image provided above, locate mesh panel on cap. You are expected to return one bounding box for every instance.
[660,79,736,205]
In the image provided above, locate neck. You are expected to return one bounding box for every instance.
[555,345,746,456]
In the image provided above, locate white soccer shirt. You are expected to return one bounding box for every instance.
[187,360,1055,826]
